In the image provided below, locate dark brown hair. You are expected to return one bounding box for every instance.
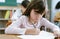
[21,0,30,8]
[23,0,45,17]
[55,1,60,9]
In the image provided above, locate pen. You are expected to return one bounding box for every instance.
[31,23,36,28]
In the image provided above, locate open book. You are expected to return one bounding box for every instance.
[17,31,55,39]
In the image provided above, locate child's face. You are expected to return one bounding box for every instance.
[21,6,26,13]
[30,9,43,22]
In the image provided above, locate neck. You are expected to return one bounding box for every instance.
[29,18,37,24]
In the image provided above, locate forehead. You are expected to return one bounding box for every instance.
[32,9,40,11]
[31,9,44,15]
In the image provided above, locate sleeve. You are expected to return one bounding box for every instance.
[41,18,60,32]
[5,16,27,35]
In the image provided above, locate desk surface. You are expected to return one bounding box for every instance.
[0,34,60,39]
[0,34,21,39]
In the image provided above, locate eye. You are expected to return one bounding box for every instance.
[34,11,40,15]
[34,12,40,15]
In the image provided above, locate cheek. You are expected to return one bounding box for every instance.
[30,14,39,20]
[21,7,26,13]
[35,15,42,20]
[30,11,35,19]
[30,13,35,19]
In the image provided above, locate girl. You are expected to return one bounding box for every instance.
[5,0,60,36]
[11,0,30,22]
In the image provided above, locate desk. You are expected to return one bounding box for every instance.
[0,34,60,39]
[0,34,21,39]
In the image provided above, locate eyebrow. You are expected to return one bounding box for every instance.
[34,10,40,13]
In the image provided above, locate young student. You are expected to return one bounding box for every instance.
[6,0,30,26]
[5,0,60,36]
[11,0,30,22]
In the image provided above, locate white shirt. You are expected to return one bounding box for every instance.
[11,9,22,22]
[5,15,60,34]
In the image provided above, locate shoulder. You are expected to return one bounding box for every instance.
[41,18,47,21]
[40,17,49,22]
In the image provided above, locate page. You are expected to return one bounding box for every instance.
[17,31,55,39]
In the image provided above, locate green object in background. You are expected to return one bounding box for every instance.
[0,0,17,6]
[4,10,10,19]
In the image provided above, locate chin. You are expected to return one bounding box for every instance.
[34,20,38,22]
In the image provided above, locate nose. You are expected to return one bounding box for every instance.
[35,15,39,19]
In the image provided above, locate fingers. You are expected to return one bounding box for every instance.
[25,28,40,35]
[54,31,60,37]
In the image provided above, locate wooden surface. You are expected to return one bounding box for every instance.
[0,34,60,39]
[0,34,21,39]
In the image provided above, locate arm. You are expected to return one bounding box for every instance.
[41,18,60,32]
[5,20,40,35]
[41,18,60,36]
[5,16,40,35]
[5,17,26,35]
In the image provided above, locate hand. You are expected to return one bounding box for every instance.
[25,28,40,35]
[54,31,60,37]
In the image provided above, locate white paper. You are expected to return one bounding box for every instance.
[17,31,55,39]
